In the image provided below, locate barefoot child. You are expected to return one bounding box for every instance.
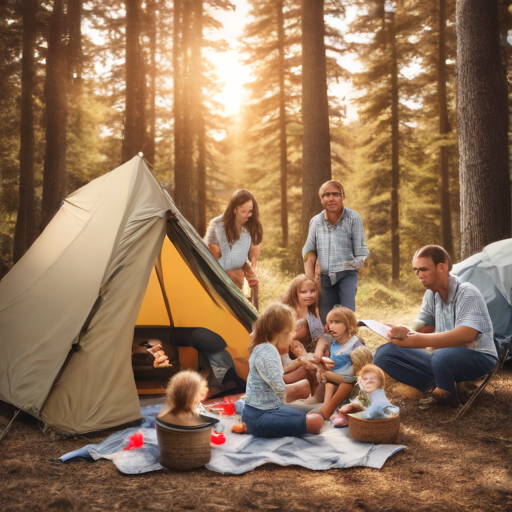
[158,370,209,427]
[313,307,364,404]
[242,303,325,437]
[300,307,367,418]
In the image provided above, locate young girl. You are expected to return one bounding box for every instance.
[333,364,399,426]
[281,275,325,344]
[301,306,365,419]
[158,370,209,427]
[242,303,324,437]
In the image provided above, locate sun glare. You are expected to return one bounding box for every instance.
[205,1,252,117]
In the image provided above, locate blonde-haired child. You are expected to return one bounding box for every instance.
[158,370,209,427]
[333,364,399,427]
[300,306,366,419]
[243,302,325,437]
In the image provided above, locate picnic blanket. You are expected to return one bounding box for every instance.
[60,405,406,475]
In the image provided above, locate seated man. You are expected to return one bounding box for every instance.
[374,245,498,409]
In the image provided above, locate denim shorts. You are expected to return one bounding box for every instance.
[242,404,308,437]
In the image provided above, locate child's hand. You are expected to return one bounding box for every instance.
[319,357,335,371]
[297,356,317,371]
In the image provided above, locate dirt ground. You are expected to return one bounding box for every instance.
[1,359,512,512]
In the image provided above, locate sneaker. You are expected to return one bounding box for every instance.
[419,393,458,410]
[418,396,437,410]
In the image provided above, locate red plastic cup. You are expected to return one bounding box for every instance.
[210,430,226,445]
[222,403,236,416]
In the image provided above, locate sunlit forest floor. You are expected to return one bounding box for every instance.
[1,266,512,512]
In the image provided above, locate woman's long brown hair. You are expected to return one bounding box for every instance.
[222,189,263,245]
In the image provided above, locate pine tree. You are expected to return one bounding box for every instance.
[13,0,38,262]
[301,0,332,243]
[41,0,69,229]
[122,0,146,163]
[348,0,422,281]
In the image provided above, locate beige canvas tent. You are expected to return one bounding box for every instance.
[0,156,257,434]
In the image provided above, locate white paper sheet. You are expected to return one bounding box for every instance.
[357,320,391,340]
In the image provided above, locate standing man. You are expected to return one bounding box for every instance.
[374,245,498,409]
[302,180,369,323]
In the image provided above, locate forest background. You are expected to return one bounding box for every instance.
[1,0,512,304]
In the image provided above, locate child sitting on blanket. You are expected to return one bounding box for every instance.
[300,307,368,408]
[158,370,209,427]
[332,364,399,426]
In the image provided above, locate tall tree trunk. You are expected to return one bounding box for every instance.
[14,0,38,262]
[437,0,454,260]
[122,0,146,163]
[192,0,206,236]
[173,0,186,214]
[301,0,331,242]
[146,0,157,166]
[389,13,400,283]
[457,0,511,258]
[41,0,68,229]
[180,1,194,224]
[277,0,289,248]
[68,0,82,97]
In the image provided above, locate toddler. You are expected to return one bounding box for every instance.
[158,370,209,427]
[333,364,399,426]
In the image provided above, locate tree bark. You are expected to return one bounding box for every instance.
[67,0,83,134]
[191,0,206,236]
[41,0,68,229]
[14,0,38,262]
[173,0,187,214]
[389,13,400,283]
[277,0,289,248]
[301,0,331,242]
[437,0,454,260]
[122,0,146,163]
[457,0,511,258]
[146,0,157,166]
[180,1,194,224]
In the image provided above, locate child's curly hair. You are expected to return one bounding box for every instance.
[326,306,358,338]
[350,346,374,375]
[164,370,208,414]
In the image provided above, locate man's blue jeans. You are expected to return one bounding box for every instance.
[374,343,498,404]
[319,270,358,324]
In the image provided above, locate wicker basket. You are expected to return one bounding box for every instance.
[155,415,219,470]
[348,412,400,444]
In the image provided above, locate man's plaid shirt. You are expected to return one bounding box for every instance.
[302,207,369,277]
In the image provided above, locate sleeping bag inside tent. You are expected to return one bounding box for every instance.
[0,155,257,434]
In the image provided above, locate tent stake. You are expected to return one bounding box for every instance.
[0,409,20,442]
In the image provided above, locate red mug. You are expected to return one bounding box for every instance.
[222,402,236,415]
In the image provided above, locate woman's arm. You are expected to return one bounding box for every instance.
[248,244,260,273]
[389,325,479,349]
[208,244,221,260]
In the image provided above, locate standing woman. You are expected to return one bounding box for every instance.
[205,189,263,290]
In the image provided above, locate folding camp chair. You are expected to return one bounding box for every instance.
[452,336,511,421]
